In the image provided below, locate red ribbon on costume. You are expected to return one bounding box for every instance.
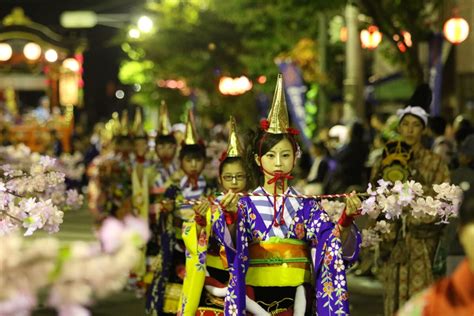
[223,210,238,225]
[337,208,361,227]
[135,155,146,163]
[194,213,206,227]
[184,174,199,190]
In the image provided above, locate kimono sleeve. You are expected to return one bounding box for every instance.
[304,200,352,315]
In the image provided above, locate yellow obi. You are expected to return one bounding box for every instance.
[246,238,311,287]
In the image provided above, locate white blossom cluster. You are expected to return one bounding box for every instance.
[0,145,84,236]
[360,179,463,248]
[0,216,149,316]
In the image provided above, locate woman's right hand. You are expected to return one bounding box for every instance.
[219,190,239,213]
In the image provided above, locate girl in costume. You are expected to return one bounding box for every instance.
[215,75,362,315]
[180,116,268,315]
[147,101,179,279]
[147,109,208,315]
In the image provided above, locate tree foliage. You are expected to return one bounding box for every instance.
[357,0,445,84]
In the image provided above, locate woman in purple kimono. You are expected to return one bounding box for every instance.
[214,75,362,316]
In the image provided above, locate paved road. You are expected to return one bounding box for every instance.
[31,207,384,315]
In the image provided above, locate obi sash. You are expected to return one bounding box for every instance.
[246,237,311,287]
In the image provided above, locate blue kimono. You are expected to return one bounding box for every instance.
[213,186,361,315]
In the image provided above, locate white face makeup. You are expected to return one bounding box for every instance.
[256,138,295,181]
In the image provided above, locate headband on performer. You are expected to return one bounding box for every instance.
[396,105,428,126]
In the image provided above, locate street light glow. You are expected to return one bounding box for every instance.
[129,28,141,39]
[137,16,153,33]
[115,90,125,99]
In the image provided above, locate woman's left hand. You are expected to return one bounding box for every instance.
[344,191,362,217]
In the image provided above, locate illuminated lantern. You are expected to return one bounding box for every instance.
[443,17,470,44]
[45,49,58,62]
[0,43,13,61]
[218,76,252,95]
[23,42,42,60]
[62,58,80,72]
[360,25,382,50]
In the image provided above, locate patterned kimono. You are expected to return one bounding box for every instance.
[179,204,227,316]
[372,147,450,315]
[214,186,361,315]
[147,174,207,315]
[153,162,178,192]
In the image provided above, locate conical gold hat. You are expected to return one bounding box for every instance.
[120,110,129,136]
[158,100,172,136]
[184,109,198,145]
[132,107,146,137]
[266,74,290,134]
[226,116,243,158]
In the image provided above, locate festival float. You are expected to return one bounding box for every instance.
[0,8,86,153]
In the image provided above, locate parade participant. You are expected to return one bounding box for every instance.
[129,108,155,293]
[152,101,179,191]
[88,111,133,221]
[396,197,474,316]
[145,102,179,294]
[371,90,450,315]
[215,75,362,315]
[179,116,258,315]
[147,109,208,315]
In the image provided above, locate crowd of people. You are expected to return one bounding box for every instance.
[80,75,473,316]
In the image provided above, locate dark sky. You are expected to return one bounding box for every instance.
[1,0,146,129]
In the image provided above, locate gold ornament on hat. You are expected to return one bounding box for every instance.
[133,108,146,137]
[120,110,130,136]
[184,109,198,145]
[264,73,290,134]
[226,116,243,158]
[158,100,172,136]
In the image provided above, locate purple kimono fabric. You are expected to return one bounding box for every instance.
[213,193,361,316]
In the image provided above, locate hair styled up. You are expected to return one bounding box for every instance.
[179,143,206,160]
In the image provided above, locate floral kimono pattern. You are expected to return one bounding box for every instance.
[179,205,224,315]
[146,174,207,315]
[213,186,361,316]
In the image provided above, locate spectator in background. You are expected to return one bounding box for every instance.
[33,96,51,123]
[453,115,473,147]
[328,121,369,193]
[430,116,455,167]
[299,141,332,195]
